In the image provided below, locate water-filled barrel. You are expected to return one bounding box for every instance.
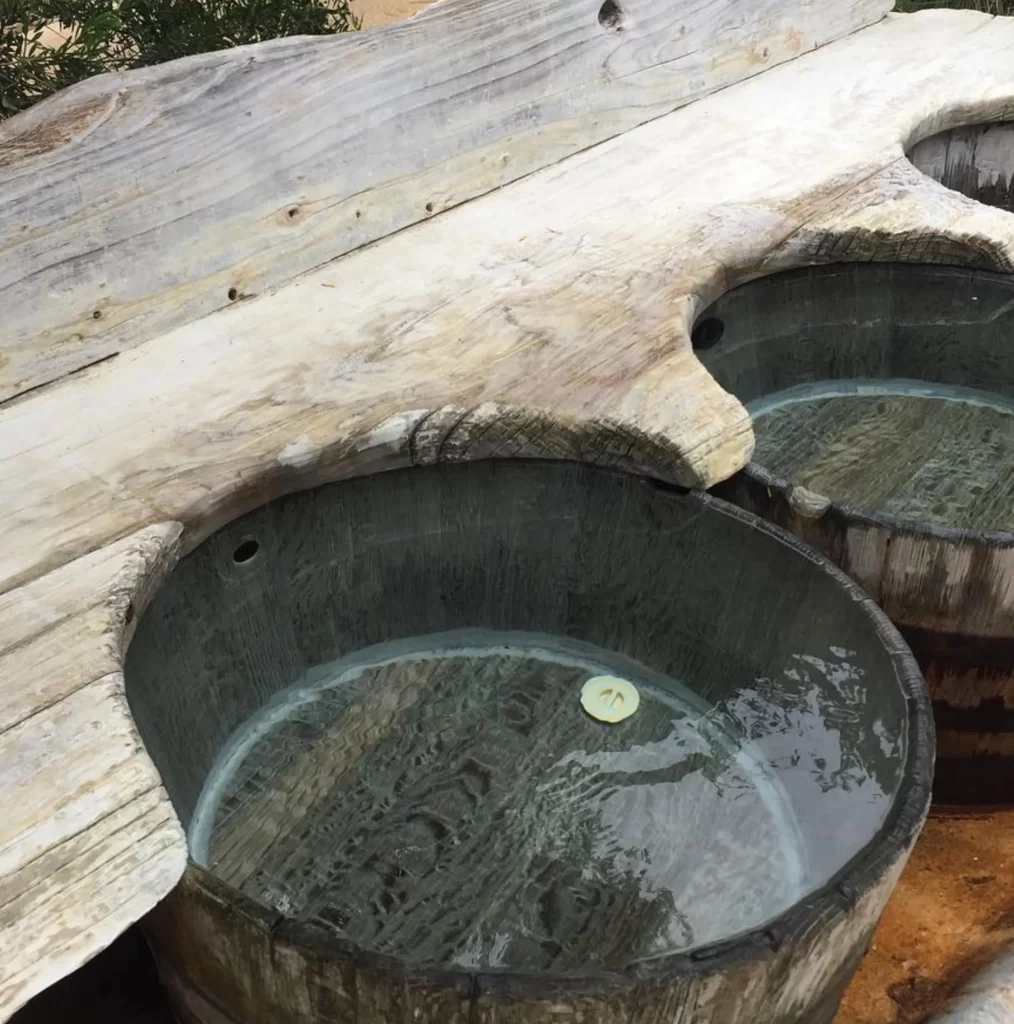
[125,459,931,1023]
[697,263,1014,804]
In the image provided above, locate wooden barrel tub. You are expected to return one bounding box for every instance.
[124,459,931,1024]
[697,263,1014,804]
[909,121,1014,213]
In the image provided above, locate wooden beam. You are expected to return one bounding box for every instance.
[0,0,891,401]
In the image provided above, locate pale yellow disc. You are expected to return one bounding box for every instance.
[580,675,640,724]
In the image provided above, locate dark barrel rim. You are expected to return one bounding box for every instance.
[176,467,934,998]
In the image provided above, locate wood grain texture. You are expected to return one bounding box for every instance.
[145,847,914,1024]
[0,525,186,1016]
[0,0,892,402]
[3,4,1014,1016]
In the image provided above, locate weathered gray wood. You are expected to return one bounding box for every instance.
[0,0,891,403]
[2,6,1014,1017]
[0,525,186,1017]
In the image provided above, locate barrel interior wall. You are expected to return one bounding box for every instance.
[124,460,909,836]
[695,264,1014,407]
[908,122,1014,214]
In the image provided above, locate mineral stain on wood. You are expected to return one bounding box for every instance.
[909,121,1014,215]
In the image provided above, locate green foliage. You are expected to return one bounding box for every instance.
[896,0,1014,12]
[0,0,359,117]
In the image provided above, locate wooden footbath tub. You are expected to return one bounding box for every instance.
[4,2,1014,1023]
[125,459,931,1024]
[699,115,1014,808]
[700,263,1014,805]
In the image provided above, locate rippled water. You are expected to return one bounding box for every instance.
[749,378,1014,531]
[190,630,899,972]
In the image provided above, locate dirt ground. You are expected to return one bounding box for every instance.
[351,0,437,27]
[836,806,1014,1023]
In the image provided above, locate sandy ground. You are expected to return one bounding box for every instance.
[351,0,438,28]
[836,806,1014,1023]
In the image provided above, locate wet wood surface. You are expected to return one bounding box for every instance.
[3,4,1014,1017]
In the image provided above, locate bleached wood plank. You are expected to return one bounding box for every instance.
[1,12,1014,598]
[0,525,183,1017]
[0,0,891,401]
[3,8,1014,1020]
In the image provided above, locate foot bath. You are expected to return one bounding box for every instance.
[125,459,931,1024]
[697,263,1014,803]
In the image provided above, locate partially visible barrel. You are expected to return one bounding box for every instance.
[697,263,1014,803]
[126,460,932,1024]
[909,121,1014,213]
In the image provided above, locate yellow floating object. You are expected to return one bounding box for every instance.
[580,675,640,723]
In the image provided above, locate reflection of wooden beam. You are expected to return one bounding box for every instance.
[0,0,889,402]
[0,3,1012,1017]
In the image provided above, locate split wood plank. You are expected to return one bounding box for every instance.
[3,7,1014,1020]
[0,526,185,1017]
[0,0,893,402]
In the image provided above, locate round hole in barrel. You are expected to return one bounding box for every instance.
[124,459,930,1024]
[909,121,1014,213]
[695,263,1014,805]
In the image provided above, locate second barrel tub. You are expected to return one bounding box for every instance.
[697,263,1014,804]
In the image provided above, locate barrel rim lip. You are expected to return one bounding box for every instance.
[743,459,1014,547]
[697,259,1014,548]
[173,461,934,997]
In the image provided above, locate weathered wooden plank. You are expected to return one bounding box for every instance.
[2,7,1014,1019]
[0,524,183,1016]
[0,523,180,656]
[1,12,1014,599]
[0,0,892,401]
[0,675,187,1014]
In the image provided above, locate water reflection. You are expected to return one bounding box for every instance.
[189,630,902,973]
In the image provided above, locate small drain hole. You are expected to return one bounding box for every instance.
[691,317,725,350]
[232,538,260,564]
[598,0,624,30]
